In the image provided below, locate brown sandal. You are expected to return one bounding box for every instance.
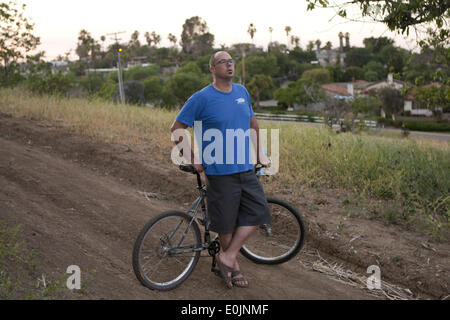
[217,256,234,289]
[231,271,248,288]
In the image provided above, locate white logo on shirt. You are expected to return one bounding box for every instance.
[235,98,245,104]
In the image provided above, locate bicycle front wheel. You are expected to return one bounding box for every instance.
[240,198,305,264]
[132,210,202,291]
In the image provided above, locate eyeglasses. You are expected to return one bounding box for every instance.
[214,59,234,66]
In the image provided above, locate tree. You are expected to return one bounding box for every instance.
[76,29,100,62]
[306,40,315,52]
[323,97,351,129]
[291,36,300,48]
[378,87,404,119]
[247,23,257,43]
[324,95,381,132]
[274,78,325,109]
[142,76,163,105]
[168,33,177,47]
[306,0,450,37]
[403,53,435,84]
[180,16,214,58]
[344,66,365,81]
[168,63,209,105]
[326,65,346,82]
[235,55,279,81]
[128,30,141,53]
[144,32,153,47]
[307,0,450,77]
[344,47,372,67]
[124,64,159,81]
[151,31,161,47]
[284,26,292,48]
[315,39,322,52]
[415,85,450,113]
[274,86,297,109]
[363,37,395,54]
[351,95,382,116]
[363,61,385,80]
[289,47,316,64]
[177,61,203,75]
[0,1,41,85]
[377,45,406,74]
[247,74,274,107]
[301,68,331,84]
[295,78,325,105]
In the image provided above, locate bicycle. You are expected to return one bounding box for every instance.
[132,164,306,291]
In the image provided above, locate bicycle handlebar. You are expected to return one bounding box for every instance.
[179,164,198,174]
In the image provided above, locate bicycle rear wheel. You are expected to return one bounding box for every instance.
[240,198,305,264]
[132,210,202,291]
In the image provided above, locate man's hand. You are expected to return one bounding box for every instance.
[258,152,271,168]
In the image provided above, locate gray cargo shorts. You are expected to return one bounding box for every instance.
[205,169,271,234]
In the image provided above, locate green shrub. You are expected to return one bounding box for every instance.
[142,76,163,105]
[124,64,159,81]
[402,120,450,132]
[95,81,118,101]
[25,71,77,96]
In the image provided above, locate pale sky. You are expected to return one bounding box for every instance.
[23,0,420,60]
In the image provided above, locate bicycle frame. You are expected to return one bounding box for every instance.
[167,178,214,256]
[167,164,267,256]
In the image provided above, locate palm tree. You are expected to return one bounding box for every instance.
[151,31,161,47]
[338,32,344,51]
[290,35,300,48]
[168,33,177,47]
[144,32,152,47]
[284,26,291,48]
[315,39,322,52]
[247,23,257,43]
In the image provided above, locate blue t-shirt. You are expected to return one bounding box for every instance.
[175,83,255,175]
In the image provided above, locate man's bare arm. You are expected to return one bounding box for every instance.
[170,120,204,172]
[250,116,270,167]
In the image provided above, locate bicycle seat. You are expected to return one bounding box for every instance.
[179,164,197,174]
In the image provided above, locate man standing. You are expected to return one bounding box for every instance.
[170,51,270,288]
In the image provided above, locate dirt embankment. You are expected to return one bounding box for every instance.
[0,113,448,299]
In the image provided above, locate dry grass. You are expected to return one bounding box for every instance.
[0,87,177,148]
[299,250,417,300]
[0,87,448,239]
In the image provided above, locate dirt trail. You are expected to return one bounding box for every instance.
[0,113,448,299]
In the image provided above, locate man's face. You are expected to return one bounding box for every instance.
[210,52,235,80]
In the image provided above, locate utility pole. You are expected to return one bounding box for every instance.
[106,31,126,104]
